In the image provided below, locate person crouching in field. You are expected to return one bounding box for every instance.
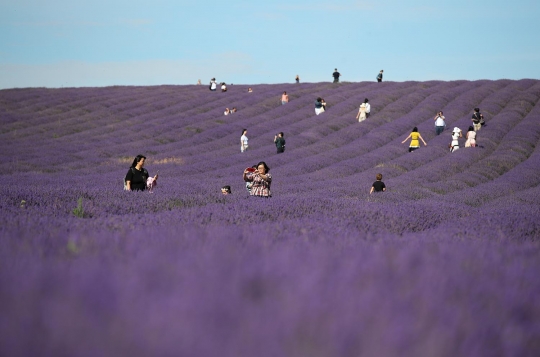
[243,161,272,197]
[370,173,386,194]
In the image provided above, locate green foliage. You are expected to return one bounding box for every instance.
[72,197,85,218]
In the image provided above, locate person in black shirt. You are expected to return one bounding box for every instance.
[370,173,386,194]
[274,132,286,153]
[471,107,484,131]
[332,68,341,83]
[125,154,158,191]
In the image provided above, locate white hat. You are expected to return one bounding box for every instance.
[453,127,461,133]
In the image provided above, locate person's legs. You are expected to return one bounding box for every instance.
[436,126,444,135]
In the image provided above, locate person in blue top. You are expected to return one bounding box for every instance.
[377,70,384,82]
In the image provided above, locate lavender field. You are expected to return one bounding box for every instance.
[2,80,540,356]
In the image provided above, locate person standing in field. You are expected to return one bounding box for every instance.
[377,70,384,82]
[370,173,386,194]
[402,127,427,152]
[450,127,462,152]
[356,102,367,122]
[295,75,300,84]
[243,161,272,197]
[434,111,446,135]
[241,129,249,153]
[124,155,158,192]
[209,78,217,91]
[333,68,341,83]
[315,97,325,115]
[281,91,289,105]
[472,108,484,131]
[274,132,285,153]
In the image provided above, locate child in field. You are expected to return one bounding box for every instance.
[370,173,386,194]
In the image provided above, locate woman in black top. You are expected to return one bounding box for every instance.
[125,155,157,191]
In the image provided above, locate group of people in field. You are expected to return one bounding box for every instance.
[127,70,484,197]
[402,107,485,153]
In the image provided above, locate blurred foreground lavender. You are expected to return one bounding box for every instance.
[2,80,540,356]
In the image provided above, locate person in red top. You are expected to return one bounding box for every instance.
[243,161,272,197]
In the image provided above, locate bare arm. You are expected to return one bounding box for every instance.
[419,134,427,145]
[370,186,374,194]
[401,133,412,144]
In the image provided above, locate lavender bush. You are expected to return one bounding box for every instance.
[1,80,540,356]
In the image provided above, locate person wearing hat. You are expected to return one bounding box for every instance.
[450,127,463,152]
[332,68,341,83]
[356,102,367,122]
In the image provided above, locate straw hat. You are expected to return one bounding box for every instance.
[453,127,461,133]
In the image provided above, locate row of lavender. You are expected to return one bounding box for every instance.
[1,80,540,356]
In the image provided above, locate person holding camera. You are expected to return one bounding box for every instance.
[274,132,285,154]
[434,111,446,135]
[243,161,272,197]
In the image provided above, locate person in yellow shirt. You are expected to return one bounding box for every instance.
[401,127,427,152]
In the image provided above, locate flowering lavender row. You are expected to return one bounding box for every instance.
[2,80,540,356]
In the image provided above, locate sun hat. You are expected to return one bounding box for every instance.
[453,127,461,133]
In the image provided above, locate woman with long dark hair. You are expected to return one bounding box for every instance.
[401,127,427,152]
[124,155,158,191]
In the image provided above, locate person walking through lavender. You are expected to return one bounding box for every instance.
[465,126,477,147]
[356,102,367,122]
[370,173,386,194]
[450,127,462,152]
[377,70,384,82]
[402,127,427,152]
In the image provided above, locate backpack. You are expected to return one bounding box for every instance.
[124,167,148,190]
